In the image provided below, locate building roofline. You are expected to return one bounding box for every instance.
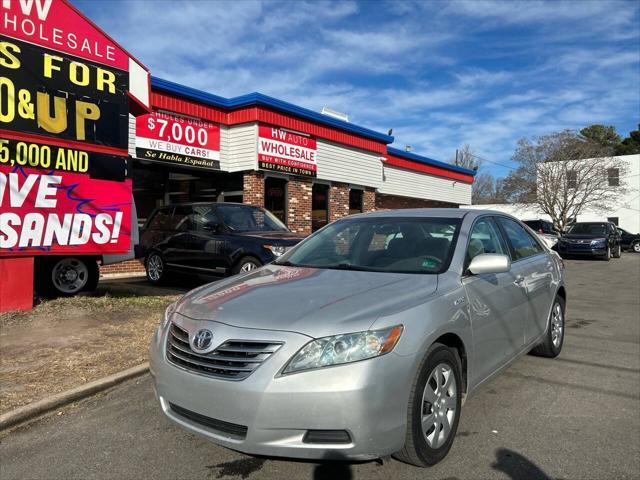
[151,77,394,145]
[387,147,477,176]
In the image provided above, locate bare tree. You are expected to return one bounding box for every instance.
[512,130,629,231]
[472,172,502,204]
[453,144,480,170]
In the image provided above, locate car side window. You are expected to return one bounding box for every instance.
[146,208,172,230]
[466,218,507,264]
[498,217,543,260]
[172,206,194,231]
[191,206,221,232]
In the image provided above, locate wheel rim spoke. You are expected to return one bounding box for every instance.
[422,362,457,449]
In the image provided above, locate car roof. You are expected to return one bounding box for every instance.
[162,202,255,208]
[346,208,517,220]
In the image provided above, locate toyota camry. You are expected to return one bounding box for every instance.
[149,209,566,467]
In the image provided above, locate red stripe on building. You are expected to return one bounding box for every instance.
[385,154,474,183]
[150,92,388,154]
[151,91,228,124]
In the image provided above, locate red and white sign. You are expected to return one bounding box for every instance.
[2,0,127,70]
[135,112,221,169]
[0,165,132,255]
[258,125,317,177]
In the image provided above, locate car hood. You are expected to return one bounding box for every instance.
[174,265,438,338]
[562,234,605,240]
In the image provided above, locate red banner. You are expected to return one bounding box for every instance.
[0,165,131,256]
[258,125,317,177]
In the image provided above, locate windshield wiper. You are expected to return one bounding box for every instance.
[327,263,374,272]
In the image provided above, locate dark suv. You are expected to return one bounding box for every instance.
[557,222,622,260]
[139,203,304,284]
[617,227,640,253]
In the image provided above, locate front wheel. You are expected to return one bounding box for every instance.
[394,343,462,467]
[232,256,262,275]
[612,244,622,258]
[145,252,166,285]
[531,295,565,358]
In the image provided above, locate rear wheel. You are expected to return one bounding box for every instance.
[36,256,99,297]
[394,343,462,467]
[531,295,565,358]
[632,241,640,253]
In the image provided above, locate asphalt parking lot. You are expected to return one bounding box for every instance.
[1,256,639,480]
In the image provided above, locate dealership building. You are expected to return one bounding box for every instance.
[104,77,476,274]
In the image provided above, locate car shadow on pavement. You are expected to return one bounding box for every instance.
[492,448,552,480]
[313,461,353,480]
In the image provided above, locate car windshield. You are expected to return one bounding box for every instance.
[216,204,288,232]
[568,223,607,235]
[276,217,461,274]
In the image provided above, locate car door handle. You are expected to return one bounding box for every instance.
[514,276,525,286]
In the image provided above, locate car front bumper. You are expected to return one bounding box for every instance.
[149,316,415,461]
[557,243,608,257]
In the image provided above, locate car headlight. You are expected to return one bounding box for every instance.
[162,300,179,328]
[591,238,607,246]
[264,244,290,257]
[282,325,403,374]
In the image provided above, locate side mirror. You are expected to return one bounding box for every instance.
[468,253,511,275]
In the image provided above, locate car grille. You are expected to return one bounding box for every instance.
[169,403,248,440]
[166,323,283,380]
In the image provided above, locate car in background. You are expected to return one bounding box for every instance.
[617,227,640,253]
[150,209,566,467]
[557,221,622,260]
[523,219,560,249]
[139,203,304,284]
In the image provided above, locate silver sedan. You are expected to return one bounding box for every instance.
[149,209,566,467]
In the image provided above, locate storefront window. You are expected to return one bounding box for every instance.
[312,183,329,232]
[349,189,364,215]
[265,177,287,224]
[131,159,243,226]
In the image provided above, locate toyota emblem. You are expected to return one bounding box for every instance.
[193,329,213,351]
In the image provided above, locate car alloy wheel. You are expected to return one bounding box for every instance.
[240,261,258,272]
[550,302,564,348]
[421,363,457,449]
[633,242,640,253]
[147,254,164,282]
[51,258,89,294]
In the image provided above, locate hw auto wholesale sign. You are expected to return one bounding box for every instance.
[135,111,221,170]
[258,125,317,177]
[0,0,149,255]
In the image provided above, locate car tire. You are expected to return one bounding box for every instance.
[531,295,565,358]
[602,246,611,261]
[632,241,640,254]
[612,244,622,258]
[145,252,166,285]
[232,256,262,275]
[394,343,462,467]
[36,256,99,298]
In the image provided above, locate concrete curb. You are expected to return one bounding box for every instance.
[0,363,149,431]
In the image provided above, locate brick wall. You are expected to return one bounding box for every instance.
[243,171,265,206]
[363,188,376,213]
[100,259,145,276]
[287,177,312,235]
[375,193,458,210]
[329,182,350,222]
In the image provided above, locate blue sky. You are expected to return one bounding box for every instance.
[77,0,640,177]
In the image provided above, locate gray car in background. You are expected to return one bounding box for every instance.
[149,209,566,467]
